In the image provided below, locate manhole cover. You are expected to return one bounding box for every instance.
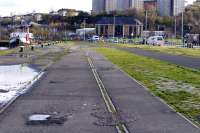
[26,114,67,125]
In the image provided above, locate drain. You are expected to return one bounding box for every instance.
[26,114,67,125]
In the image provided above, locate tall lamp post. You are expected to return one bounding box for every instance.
[144,10,148,45]
[174,16,177,38]
[83,18,87,41]
[182,1,187,46]
[181,11,184,46]
[113,15,116,39]
[145,10,148,31]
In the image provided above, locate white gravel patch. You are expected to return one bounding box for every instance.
[155,78,199,94]
[0,65,39,106]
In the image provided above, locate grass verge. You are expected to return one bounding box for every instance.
[95,47,200,127]
[0,49,16,56]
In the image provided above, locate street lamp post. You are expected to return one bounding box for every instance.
[83,18,88,41]
[181,1,187,47]
[181,11,184,46]
[113,15,115,39]
[145,10,148,45]
[174,16,177,38]
[145,10,148,31]
[84,19,86,41]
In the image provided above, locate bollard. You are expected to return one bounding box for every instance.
[31,45,34,51]
[19,46,24,52]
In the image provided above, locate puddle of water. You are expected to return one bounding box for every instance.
[0,65,39,106]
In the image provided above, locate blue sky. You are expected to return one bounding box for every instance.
[0,0,196,16]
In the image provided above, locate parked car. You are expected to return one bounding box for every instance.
[92,35,100,41]
[147,36,165,46]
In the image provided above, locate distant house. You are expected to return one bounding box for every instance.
[57,9,79,17]
[49,11,59,15]
[33,13,43,22]
[95,16,143,37]
[23,14,34,21]
[12,15,23,21]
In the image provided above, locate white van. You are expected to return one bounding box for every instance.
[147,36,165,46]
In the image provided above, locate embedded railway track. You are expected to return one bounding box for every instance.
[87,53,130,133]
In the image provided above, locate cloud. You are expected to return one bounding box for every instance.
[0,0,195,16]
[0,0,92,16]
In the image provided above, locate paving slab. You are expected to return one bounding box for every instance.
[120,47,200,70]
[89,50,200,133]
[0,47,115,133]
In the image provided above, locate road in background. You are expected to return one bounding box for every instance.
[120,47,200,70]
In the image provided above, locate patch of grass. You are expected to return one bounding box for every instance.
[0,49,15,56]
[95,47,200,127]
[166,38,182,44]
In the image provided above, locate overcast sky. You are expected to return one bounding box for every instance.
[0,0,196,16]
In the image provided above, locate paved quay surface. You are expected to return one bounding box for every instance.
[0,43,199,133]
[88,50,200,133]
[120,47,200,70]
[0,46,115,133]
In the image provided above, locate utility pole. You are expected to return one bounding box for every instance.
[83,18,86,41]
[145,10,148,31]
[145,10,148,45]
[113,15,115,39]
[174,16,177,38]
[181,1,187,46]
[0,23,1,41]
[181,12,184,46]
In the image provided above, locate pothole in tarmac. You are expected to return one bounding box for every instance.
[49,80,64,84]
[91,110,136,127]
[26,112,67,126]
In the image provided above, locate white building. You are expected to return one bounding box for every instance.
[92,0,105,14]
[93,0,143,13]
[157,0,171,16]
[33,13,43,22]
[117,0,130,10]
[157,0,184,16]
[105,0,117,12]
[172,0,184,16]
[130,0,144,9]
